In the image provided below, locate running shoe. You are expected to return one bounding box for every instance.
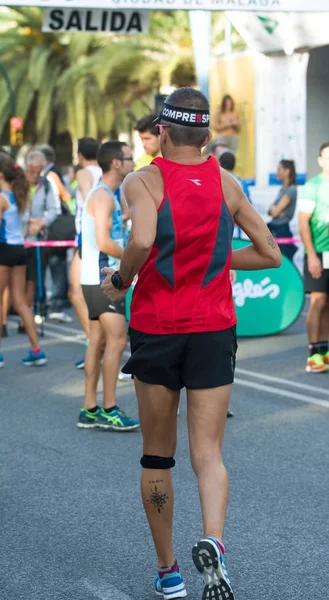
[77,407,101,429]
[118,372,132,382]
[17,324,26,334]
[192,537,235,600]
[48,312,73,323]
[22,350,48,367]
[75,357,85,370]
[97,407,140,431]
[2,325,8,338]
[323,351,329,366]
[154,562,187,599]
[0,354,3,368]
[306,353,328,373]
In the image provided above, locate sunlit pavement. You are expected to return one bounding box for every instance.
[1,305,328,600]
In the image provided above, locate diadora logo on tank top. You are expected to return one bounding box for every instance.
[188,179,202,186]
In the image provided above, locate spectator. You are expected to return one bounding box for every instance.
[0,152,47,366]
[134,114,161,169]
[39,145,72,321]
[39,144,70,201]
[64,165,79,208]
[212,94,240,153]
[267,160,298,262]
[17,150,59,333]
[218,149,250,202]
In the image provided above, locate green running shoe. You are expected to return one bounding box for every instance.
[98,407,140,431]
[77,407,101,429]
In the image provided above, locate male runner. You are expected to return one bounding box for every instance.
[77,141,139,432]
[299,142,329,373]
[68,137,101,369]
[135,114,161,169]
[102,88,281,600]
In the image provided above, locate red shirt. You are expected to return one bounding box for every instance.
[129,156,237,334]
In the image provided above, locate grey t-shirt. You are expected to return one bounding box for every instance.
[271,185,297,225]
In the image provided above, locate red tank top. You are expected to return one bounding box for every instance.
[129,156,237,334]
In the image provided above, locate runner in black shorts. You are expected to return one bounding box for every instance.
[77,141,138,432]
[299,142,329,373]
[101,88,281,600]
[0,153,47,367]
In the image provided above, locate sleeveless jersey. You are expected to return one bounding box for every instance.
[75,165,102,247]
[0,191,24,245]
[130,156,236,334]
[80,182,124,285]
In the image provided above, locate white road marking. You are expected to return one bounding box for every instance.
[236,368,329,396]
[8,317,84,337]
[42,330,87,346]
[234,378,329,410]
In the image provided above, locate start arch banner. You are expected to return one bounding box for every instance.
[3,0,329,11]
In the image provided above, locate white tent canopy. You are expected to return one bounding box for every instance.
[227,11,329,53]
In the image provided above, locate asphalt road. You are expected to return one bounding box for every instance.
[1,306,329,600]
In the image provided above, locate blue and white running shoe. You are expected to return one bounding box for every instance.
[192,537,235,600]
[154,562,187,599]
[0,354,4,368]
[22,350,47,367]
[75,357,85,370]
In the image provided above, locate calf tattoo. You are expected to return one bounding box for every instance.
[147,480,169,513]
[266,234,276,249]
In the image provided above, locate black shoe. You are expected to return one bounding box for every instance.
[227,409,234,418]
[17,324,26,334]
[2,325,8,338]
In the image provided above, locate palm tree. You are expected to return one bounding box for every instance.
[0,7,245,147]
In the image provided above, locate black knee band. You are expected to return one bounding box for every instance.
[140,455,175,470]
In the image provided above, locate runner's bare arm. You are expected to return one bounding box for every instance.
[298,212,316,256]
[92,189,123,259]
[119,172,158,285]
[77,168,94,201]
[0,193,9,225]
[299,211,322,279]
[221,170,282,270]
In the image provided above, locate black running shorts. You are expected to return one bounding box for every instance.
[122,326,237,390]
[304,254,329,294]
[0,243,27,267]
[82,284,125,320]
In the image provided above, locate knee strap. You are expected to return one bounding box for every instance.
[140,455,175,469]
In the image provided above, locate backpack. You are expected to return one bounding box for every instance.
[43,178,76,241]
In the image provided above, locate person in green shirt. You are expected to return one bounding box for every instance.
[299,142,329,373]
[134,114,161,170]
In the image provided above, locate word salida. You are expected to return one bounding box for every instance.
[233,276,280,307]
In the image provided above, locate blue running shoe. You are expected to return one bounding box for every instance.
[0,354,4,368]
[77,407,101,429]
[75,357,85,370]
[192,537,235,600]
[22,350,47,367]
[154,562,187,599]
[97,407,140,431]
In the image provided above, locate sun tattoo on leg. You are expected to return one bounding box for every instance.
[147,480,169,514]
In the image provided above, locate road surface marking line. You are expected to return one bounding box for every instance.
[44,330,87,346]
[8,317,83,337]
[234,378,329,409]
[236,368,329,396]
